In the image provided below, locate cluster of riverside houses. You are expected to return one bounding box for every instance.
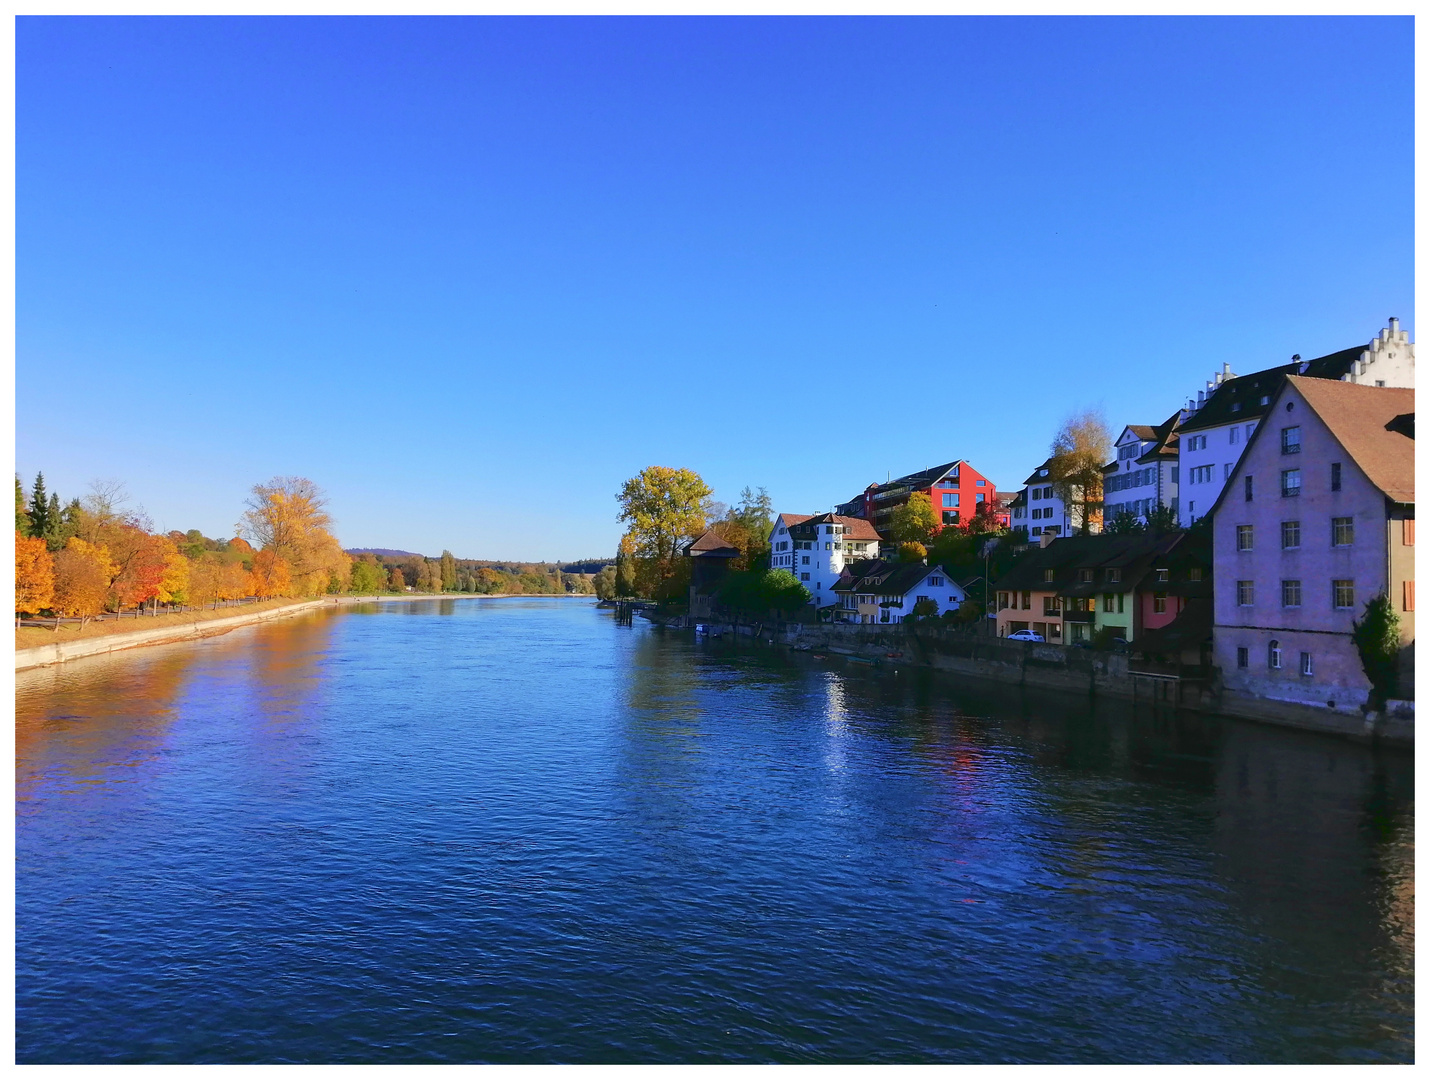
[686,318,1415,716]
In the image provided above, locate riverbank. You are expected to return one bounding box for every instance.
[15,593,593,671]
[658,614,1414,748]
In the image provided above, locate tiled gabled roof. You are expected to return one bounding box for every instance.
[790,512,882,541]
[1289,376,1414,503]
[685,528,742,557]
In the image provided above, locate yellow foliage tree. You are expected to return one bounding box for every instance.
[52,538,117,625]
[249,549,293,598]
[15,530,54,615]
[238,477,349,597]
[155,537,190,605]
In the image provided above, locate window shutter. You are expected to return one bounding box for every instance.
[1404,519,1415,546]
[1405,580,1415,612]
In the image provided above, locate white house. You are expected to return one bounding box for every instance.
[1103,414,1180,525]
[833,561,969,624]
[768,512,882,608]
[1178,319,1414,527]
[1012,459,1093,538]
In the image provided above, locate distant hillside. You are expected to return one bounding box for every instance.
[346,548,423,558]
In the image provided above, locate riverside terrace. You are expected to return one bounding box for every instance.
[992,532,1211,646]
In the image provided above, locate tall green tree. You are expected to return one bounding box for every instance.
[44,493,61,548]
[440,550,457,591]
[614,546,637,598]
[28,473,50,539]
[1146,501,1179,534]
[15,475,30,536]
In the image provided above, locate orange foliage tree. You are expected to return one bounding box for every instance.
[248,549,293,598]
[238,477,349,597]
[52,538,117,625]
[15,531,54,615]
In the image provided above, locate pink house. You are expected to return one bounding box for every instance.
[1210,376,1414,714]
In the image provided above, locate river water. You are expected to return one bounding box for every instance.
[15,598,1414,1063]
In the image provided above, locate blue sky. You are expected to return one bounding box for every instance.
[17,17,1413,561]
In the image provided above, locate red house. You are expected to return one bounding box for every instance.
[836,459,1008,535]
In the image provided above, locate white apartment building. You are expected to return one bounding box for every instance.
[1010,459,1096,537]
[1103,414,1180,525]
[1178,319,1414,526]
[768,512,882,608]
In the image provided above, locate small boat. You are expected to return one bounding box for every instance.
[849,656,878,667]
[812,653,827,661]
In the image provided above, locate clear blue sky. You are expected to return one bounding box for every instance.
[18,17,1413,562]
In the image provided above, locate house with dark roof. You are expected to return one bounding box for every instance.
[836,459,1007,535]
[1103,413,1181,526]
[683,528,742,619]
[1177,319,1413,528]
[1211,376,1414,714]
[768,512,882,608]
[832,559,968,624]
[992,531,1207,644]
[1008,458,1091,539]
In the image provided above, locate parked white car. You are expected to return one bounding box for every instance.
[1006,629,1044,642]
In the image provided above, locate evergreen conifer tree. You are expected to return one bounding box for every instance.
[28,473,50,538]
[44,493,61,547]
[15,475,31,536]
[440,550,457,592]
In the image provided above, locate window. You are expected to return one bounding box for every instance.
[1259,395,1269,406]
[1078,568,1093,583]
[1043,569,1055,582]
[1281,521,1300,549]
[1330,462,1342,492]
[825,542,832,551]
[1153,592,1167,614]
[800,573,810,582]
[1117,593,1125,614]
[1268,640,1282,669]
[1237,646,1248,668]
[1281,580,1301,608]
[930,576,943,587]
[975,492,985,504]
[1103,593,1114,612]
[1237,580,1254,606]
[802,556,810,565]
[1332,517,1353,547]
[1244,475,1253,501]
[1188,567,1203,581]
[1224,463,1234,480]
[1280,426,1301,454]
[1189,465,1214,484]
[1246,423,1256,440]
[1300,652,1313,677]
[1229,427,1241,445]
[1105,568,1121,583]
[943,511,960,524]
[1280,469,1301,497]
[1236,525,1253,551]
[943,493,959,507]
[977,479,985,486]
[1043,596,1060,615]
[1333,580,1354,609]
[998,592,1009,610]
[1022,591,1031,610]
[1156,569,1169,582]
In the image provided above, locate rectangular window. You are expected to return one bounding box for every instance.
[1043,596,1060,616]
[1333,580,1354,609]
[1237,646,1248,668]
[1103,593,1114,612]
[1022,591,1031,610]
[998,592,1009,610]
[1156,569,1169,582]
[800,573,810,582]
[1188,567,1203,581]
[975,492,985,504]
[1105,568,1121,583]
[1281,469,1301,497]
[802,556,810,565]
[977,480,985,486]
[1079,568,1093,583]
[1237,580,1254,606]
[1246,423,1256,439]
[1043,569,1055,582]
[1300,652,1313,677]
[1332,517,1354,547]
[1224,463,1234,480]
[1244,475,1253,501]
[1236,525,1253,551]
[1280,520,1300,549]
[930,576,943,587]
[1153,592,1167,614]
[943,493,958,507]
[1330,462,1342,492]
[1281,426,1301,454]
[1281,579,1301,608]
[1404,519,1415,546]
[1230,427,1241,445]
[1405,580,1415,612]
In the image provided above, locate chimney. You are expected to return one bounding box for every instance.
[1223,362,1231,376]
[1198,389,1205,406]
[1390,316,1400,338]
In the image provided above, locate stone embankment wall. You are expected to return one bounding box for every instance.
[14,598,347,671]
[675,616,1412,747]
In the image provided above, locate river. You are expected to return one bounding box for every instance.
[15,598,1414,1063]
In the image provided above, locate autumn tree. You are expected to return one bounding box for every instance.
[440,550,457,592]
[898,541,927,563]
[238,477,350,596]
[389,566,408,591]
[15,531,54,615]
[52,538,117,625]
[155,536,190,607]
[889,492,938,544]
[1048,410,1112,535]
[616,466,712,598]
[249,549,293,598]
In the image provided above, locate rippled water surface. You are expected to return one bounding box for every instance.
[16,599,1414,1062]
